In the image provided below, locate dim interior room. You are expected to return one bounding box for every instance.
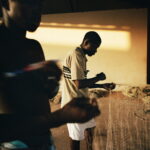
[27,9,150,149]
[0,3,150,149]
[27,8,147,86]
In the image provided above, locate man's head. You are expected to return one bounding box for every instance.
[81,31,101,56]
[1,0,43,32]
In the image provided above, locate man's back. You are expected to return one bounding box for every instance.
[61,47,88,107]
[0,24,51,146]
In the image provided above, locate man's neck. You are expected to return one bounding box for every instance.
[80,45,87,55]
[2,18,26,39]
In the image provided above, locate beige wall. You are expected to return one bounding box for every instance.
[27,8,147,85]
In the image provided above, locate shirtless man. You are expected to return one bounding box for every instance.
[0,0,100,149]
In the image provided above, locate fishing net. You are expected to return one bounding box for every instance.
[91,85,150,150]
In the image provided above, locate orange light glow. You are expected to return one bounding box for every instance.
[27,26,131,51]
[40,22,118,30]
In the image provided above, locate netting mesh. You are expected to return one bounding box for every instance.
[92,85,150,150]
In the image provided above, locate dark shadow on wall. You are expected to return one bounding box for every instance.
[147,9,150,84]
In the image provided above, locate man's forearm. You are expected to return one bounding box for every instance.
[48,109,67,128]
[0,96,101,142]
[77,77,100,89]
[0,111,66,142]
[89,84,104,88]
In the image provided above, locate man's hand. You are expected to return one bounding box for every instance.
[61,97,100,123]
[102,82,116,91]
[96,72,106,81]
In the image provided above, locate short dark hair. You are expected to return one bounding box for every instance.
[83,31,101,45]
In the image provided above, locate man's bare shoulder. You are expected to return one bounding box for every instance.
[25,38,45,61]
[26,38,42,49]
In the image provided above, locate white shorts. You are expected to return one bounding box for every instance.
[67,118,96,140]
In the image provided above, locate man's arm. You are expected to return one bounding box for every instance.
[0,97,100,142]
[73,72,106,89]
[74,77,116,91]
[89,84,105,88]
[48,97,100,126]
[89,83,116,90]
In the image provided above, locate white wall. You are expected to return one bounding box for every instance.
[27,8,147,85]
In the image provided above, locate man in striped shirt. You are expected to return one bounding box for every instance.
[61,31,107,150]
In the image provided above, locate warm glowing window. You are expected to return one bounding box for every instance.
[27,22,131,51]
